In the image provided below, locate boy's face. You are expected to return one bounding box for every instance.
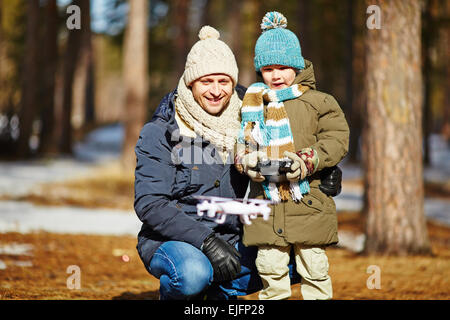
[191,74,233,115]
[261,65,297,90]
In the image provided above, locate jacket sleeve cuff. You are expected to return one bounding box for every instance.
[296,147,319,176]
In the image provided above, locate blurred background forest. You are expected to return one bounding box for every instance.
[0,0,448,167]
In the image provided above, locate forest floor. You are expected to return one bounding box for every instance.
[0,211,448,300]
[0,164,449,300]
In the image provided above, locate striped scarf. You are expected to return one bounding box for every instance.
[238,82,310,202]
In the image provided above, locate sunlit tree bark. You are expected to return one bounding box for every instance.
[363,0,431,255]
[121,0,149,170]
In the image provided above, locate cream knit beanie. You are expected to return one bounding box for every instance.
[183,26,239,86]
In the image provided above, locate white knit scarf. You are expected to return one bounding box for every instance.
[175,77,241,162]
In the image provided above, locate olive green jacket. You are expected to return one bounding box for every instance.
[242,60,350,247]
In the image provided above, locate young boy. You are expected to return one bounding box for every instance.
[235,12,350,300]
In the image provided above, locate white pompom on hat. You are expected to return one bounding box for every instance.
[183,25,239,86]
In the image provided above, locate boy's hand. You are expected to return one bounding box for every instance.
[235,151,268,182]
[296,147,319,176]
[283,151,308,181]
[284,148,319,181]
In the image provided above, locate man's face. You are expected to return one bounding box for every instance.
[191,74,233,116]
[261,65,297,90]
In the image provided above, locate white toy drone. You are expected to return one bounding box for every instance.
[194,195,272,225]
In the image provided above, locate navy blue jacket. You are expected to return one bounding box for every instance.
[135,89,249,263]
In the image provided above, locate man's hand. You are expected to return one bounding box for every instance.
[319,166,342,197]
[283,151,308,181]
[235,150,268,182]
[202,234,241,282]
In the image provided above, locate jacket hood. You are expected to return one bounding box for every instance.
[151,89,177,123]
[294,59,316,90]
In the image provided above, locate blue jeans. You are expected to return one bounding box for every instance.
[148,241,301,300]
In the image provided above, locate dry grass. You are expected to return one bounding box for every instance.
[0,212,448,300]
[2,163,135,211]
[0,165,448,300]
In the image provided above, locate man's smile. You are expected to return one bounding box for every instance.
[205,96,224,105]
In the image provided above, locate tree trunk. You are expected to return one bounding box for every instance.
[200,0,212,27]
[227,0,242,61]
[442,0,450,141]
[345,0,355,162]
[363,0,431,255]
[16,0,40,157]
[59,0,83,154]
[173,0,190,80]
[72,0,95,132]
[39,0,58,155]
[0,0,2,75]
[297,0,311,57]
[121,0,149,171]
[0,0,3,110]
[347,0,368,163]
[422,0,434,165]
[239,0,260,87]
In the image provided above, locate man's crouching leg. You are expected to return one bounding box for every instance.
[148,241,214,300]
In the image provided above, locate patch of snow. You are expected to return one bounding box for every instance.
[11,261,33,268]
[0,243,33,256]
[335,193,364,212]
[424,199,450,226]
[73,123,123,162]
[0,159,96,197]
[0,201,141,236]
[335,191,450,226]
[428,134,450,174]
[0,124,124,197]
[340,134,450,184]
[336,231,366,253]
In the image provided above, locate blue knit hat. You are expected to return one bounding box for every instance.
[254,12,305,72]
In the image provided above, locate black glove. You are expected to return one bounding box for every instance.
[319,166,342,197]
[201,233,241,282]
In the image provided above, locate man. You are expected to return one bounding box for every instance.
[134,25,340,300]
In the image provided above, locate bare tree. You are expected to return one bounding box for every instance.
[39,0,59,155]
[173,0,190,79]
[72,0,95,132]
[59,0,84,154]
[227,0,242,60]
[0,0,2,76]
[239,0,260,87]
[442,0,450,140]
[16,0,40,157]
[363,0,431,255]
[121,0,149,170]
